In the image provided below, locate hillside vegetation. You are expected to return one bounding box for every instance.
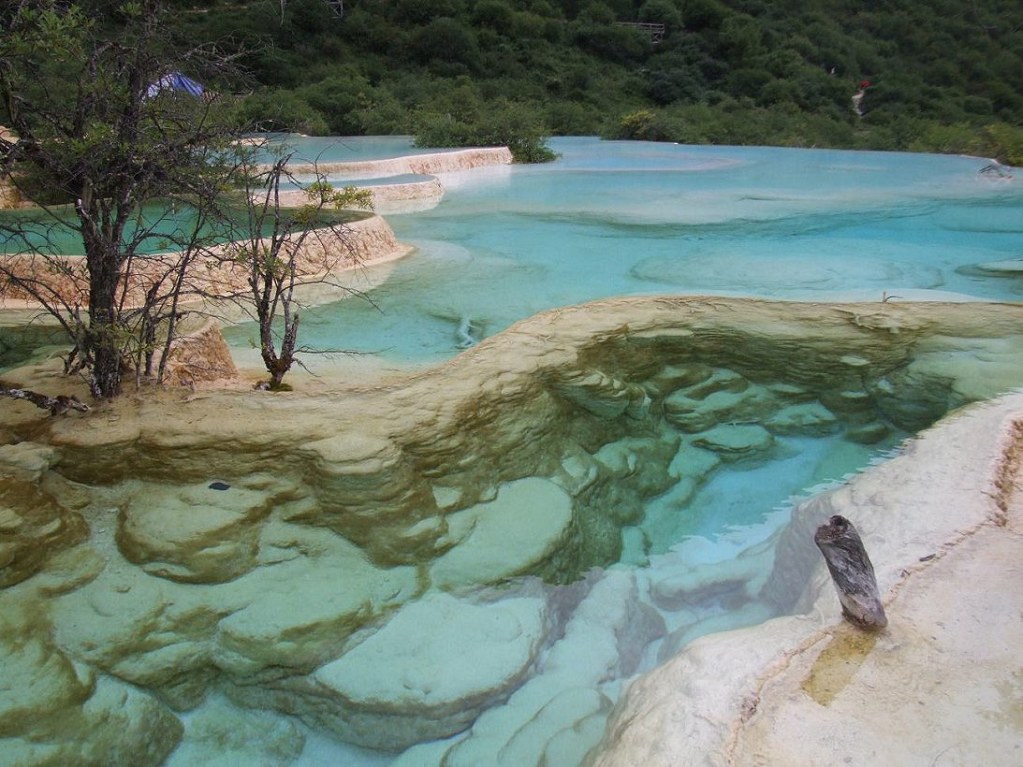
[137,1,1023,161]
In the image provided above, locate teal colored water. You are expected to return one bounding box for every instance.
[10,138,1022,766]
[249,134,456,163]
[0,201,307,257]
[226,137,1022,365]
[229,138,1016,765]
[0,202,232,256]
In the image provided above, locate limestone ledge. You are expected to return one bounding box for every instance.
[1,295,1023,763]
[590,390,1023,767]
[8,296,1023,581]
[282,146,513,179]
[278,177,447,215]
[276,147,513,214]
[0,213,408,310]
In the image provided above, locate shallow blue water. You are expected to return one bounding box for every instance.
[248,134,455,164]
[217,139,1020,765]
[226,137,1023,365]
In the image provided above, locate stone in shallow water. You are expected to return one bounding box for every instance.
[0,441,57,481]
[593,436,681,498]
[845,421,892,444]
[215,523,418,676]
[692,424,775,461]
[645,363,715,397]
[430,477,574,588]
[117,481,274,583]
[649,537,776,612]
[0,605,182,765]
[551,368,650,419]
[630,249,944,292]
[242,591,550,751]
[662,371,769,433]
[46,520,416,710]
[764,402,840,436]
[164,697,305,767]
[49,564,231,710]
[656,601,777,663]
[971,258,1023,274]
[0,477,88,587]
[820,388,875,415]
[638,443,723,553]
[296,432,438,560]
[435,570,664,767]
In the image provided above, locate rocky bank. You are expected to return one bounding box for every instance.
[2,295,1023,765]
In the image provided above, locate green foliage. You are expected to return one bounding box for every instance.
[233,89,329,135]
[304,182,373,212]
[472,0,515,30]
[910,122,1023,166]
[413,100,558,163]
[638,0,681,29]
[160,0,1023,158]
[613,110,672,141]
[411,17,480,69]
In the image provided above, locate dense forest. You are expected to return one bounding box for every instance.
[1,0,1017,162]
[163,0,1023,161]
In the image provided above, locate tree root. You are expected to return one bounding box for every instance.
[0,384,90,416]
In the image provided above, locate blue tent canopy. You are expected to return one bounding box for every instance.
[145,72,205,100]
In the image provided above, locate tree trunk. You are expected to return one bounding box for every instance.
[271,312,299,388]
[87,249,123,399]
[814,515,888,630]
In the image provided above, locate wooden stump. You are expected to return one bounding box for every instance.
[814,514,888,630]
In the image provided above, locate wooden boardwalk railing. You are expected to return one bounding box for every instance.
[616,22,666,43]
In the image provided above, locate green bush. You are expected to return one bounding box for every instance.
[234,89,329,135]
[611,110,672,141]
[411,18,480,69]
[413,100,557,163]
[911,122,1023,166]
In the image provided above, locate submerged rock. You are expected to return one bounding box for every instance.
[0,604,182,765]
[164,698,305,767]
[229,591,551,751]
[764,402,840,436]
[0,477,87,587]
[296,432,439,563]
[691,423,775,461]
[431,569,664,767]
[549,368,650,420]
[662,370,770,433]
[117,481,275,583]
[430,477,574,588]
[3,295,1023,765]
[215,524,418,677]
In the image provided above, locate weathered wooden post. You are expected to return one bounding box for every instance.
[814,515,888,630]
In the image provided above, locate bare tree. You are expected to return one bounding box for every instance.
[0,0,240,398]
[214,147,372,390]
